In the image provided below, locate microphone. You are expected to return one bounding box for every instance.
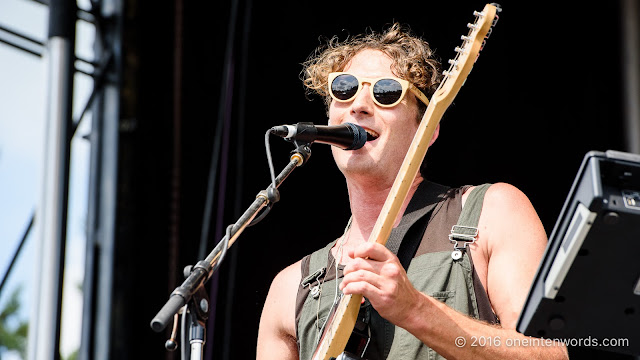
[270,122,368,150]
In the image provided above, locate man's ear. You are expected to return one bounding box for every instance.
[428,123,440,147]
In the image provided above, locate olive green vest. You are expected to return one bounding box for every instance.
[295,183,497,360]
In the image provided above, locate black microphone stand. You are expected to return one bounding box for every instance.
[185,280,209,359]
[150,143,312,358]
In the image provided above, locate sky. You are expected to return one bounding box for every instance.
[0,0,93,358]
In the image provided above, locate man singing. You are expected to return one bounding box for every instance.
[256,23,568,360]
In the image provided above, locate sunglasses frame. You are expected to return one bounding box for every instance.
[328,72,430,108]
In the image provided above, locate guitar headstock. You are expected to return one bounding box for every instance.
[432,3,501,105]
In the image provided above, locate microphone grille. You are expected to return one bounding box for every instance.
[345,123,367,150]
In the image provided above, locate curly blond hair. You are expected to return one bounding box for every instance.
[301,23,441,116]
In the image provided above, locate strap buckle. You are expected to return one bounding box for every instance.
[301,267,326,288]
[448,225,478,250]
[301,267,326,299]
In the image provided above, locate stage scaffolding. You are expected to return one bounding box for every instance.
[0,0,122,359]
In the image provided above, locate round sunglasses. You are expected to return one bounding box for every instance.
[328,72,430,108]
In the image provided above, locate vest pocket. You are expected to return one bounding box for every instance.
[430,290,455,301]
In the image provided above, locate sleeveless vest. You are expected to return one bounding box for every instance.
[295,182,498,360]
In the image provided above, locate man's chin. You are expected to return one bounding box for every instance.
[339,163,395,182]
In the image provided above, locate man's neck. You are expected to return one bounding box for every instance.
[345,175,424,245]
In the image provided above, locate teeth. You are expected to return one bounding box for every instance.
[365,129,379,141]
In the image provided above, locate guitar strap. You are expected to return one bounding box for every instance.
[389,181,450,269]
[351,181,449,359]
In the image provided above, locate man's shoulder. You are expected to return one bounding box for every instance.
[480,182,535,212]
[473,182,546,249]
[273,259,303,288]
[462,182,531,208]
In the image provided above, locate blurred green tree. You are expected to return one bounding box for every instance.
[0,287,29,358]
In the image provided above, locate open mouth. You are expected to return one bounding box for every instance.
[365,128,380,141]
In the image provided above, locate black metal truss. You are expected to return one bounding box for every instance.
[0,0,117,312]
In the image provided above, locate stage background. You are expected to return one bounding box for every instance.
[112,1,629,359]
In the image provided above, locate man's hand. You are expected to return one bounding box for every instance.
[339,242,422,327]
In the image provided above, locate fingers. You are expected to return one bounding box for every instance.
[340,255,381,292]
[346,241,394,262]
[339,241,418,325]
[340,260,408,323]
[342,242,400,283]
[340,269,384,296]
[341,261,404,292]
[340,242,405,298]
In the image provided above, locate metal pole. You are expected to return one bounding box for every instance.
[27,0,76,359]
[78,33,104,360]
[90,0,122,358]
[622,0,640,154]
[76,0,122,358]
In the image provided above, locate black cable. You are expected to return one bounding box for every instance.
[245,129,279,227]
[265,129,278,192]
[247,204,272,227]
[211,225,231,275]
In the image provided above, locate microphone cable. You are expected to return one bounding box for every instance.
[244,128,280,227]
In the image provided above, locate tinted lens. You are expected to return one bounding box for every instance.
[331,74,359,101]
[373,79,403,105]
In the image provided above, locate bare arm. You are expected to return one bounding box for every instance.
[340,183,568,359]
[256,261,301,360]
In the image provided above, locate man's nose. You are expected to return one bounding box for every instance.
[350,83,375,115]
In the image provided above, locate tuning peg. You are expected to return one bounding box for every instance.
[467,23,478,30]
[473,10,485,17]
[461,35,471,42]
[448,59,458,65]
[454,46,466,54]
[485,27,493,39]
[443,70,452,77]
